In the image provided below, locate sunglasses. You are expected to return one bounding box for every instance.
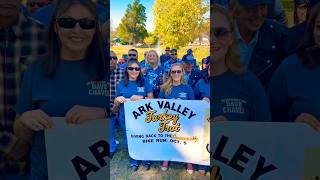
[128,54,137,57]
[27,2,44,7]
[110,56,117,60]
[127,67,141,71]
[165,49,170,51]
[171,70,182,74]
[56,18,96,30]
[213,27,231,39]
[171,53,177,56]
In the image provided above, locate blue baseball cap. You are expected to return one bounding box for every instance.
[182,55,195,64]
[238,0,273,7]
[187,49,193,54]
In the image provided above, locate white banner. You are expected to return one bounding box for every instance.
[124,99,210,165]
[45,117,108,180]
[210,122,320,180]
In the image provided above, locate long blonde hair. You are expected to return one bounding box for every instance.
[212,4,245,74]
[162,63,187,95]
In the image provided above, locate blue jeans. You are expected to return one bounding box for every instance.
[110,116,117,153]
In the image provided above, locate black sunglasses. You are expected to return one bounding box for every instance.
[27,2,44,7]
[127,67,141,71]
[56,18,96,30]
[171,70,182,74]
[128,54,137,57]
[110,56,117,60]
[171,53,177,55]
[213,27,231,38]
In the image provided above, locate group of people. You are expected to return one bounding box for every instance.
[0,0,107,179]
[212,0,320,127]
[109,47,210,174]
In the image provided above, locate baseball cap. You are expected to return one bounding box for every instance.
[183,55,195,64]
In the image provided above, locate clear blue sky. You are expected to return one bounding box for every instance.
[110,0,154,32]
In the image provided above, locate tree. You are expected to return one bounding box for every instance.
[116,0,148,45]
[144,32,158,47]
[153,0,209,49]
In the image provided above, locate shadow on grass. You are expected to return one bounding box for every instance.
[110,126,210,180]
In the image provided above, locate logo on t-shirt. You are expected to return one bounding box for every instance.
[137,87,145,93]
[221,98,246,114]
[179,92,187,99]
[87,81,107,96]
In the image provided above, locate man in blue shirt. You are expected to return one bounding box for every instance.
[163,48,182,80]
[182,55,202,88]
[159,47,171,66]
[229,0,293,87]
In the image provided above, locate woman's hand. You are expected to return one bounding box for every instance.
[65,105,104,124]
[295,113,320,131]
[115,96,126,104]
[18,110,53,131]
[130,95,144,101]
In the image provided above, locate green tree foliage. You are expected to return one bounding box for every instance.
[116,0,148,45]
[153,0,209,49]
[144,32,158,47]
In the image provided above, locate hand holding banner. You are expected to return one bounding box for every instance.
[45,117,109,180]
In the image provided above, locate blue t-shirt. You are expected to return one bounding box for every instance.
[213,70,271,122]
[158,84,195,100]
[145,66,164,98]
[15,59,107,178]
[194,78,210,100]
[268,54,320,122]
[115,80,153,121]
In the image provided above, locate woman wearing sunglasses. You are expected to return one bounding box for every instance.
[14,0,106,179]
[114,60,154,171]
[212,4,271,122]
[158,63,195,174]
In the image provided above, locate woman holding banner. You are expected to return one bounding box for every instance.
[13,0,107,179]
[114,59,154,171]
[268,3,320,130]
[158,63,195,174]
[211,4,271,122]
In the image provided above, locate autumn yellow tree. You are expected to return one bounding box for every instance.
[153,0,209,49]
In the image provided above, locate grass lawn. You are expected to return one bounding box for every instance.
[111,45,210,67]
[110,125,210,180]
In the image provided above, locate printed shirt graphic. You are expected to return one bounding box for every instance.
[158,84,195,100]
[212,70,271,122]
[115,80,153,121]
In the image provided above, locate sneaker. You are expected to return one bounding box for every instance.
[186,163,193,174]
[131,165,138,172]
[160,161,169,171]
